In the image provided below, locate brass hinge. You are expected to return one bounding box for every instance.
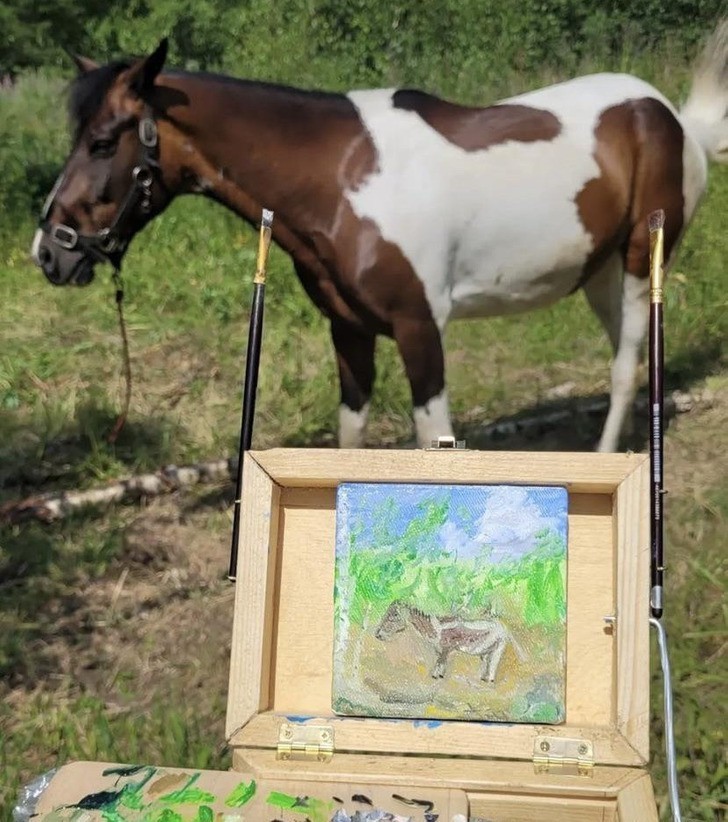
[277,723,334,762]
[533,736,594,777]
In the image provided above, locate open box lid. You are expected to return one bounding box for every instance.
[225,448,650,772]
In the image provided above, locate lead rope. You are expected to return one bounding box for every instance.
[107,271,132,444]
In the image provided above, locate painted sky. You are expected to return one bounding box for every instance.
[336,482,568,563]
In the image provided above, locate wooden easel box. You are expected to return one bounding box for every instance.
[226,448,659,821]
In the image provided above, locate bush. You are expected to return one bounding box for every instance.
[0,72,69,233]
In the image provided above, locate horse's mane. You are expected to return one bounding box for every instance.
[68,60,131,140]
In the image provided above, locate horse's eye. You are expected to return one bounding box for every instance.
[90,138,116,157]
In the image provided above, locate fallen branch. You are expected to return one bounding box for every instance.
[0,388,712,525]
[0,458,236,525]
[469,388,711,442]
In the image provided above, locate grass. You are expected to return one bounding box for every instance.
[1,51,727,820]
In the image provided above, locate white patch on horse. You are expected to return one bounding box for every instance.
[339,402,370,448]
[597,272,650,452]
[346,74,670,329]
[413,390,453,447]
[31,229,43,266]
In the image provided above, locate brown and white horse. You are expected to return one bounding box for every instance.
[375,600,525,682]
[32,25,728,450]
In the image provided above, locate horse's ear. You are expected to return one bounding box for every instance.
[68,52,99,74]
[126,38,168,97]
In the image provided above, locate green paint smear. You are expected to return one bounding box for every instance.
[194,806,214,822]
[101,809,130,822]
[225,778,256,807]
[120,787,147,811]
[266,791,299,809]
[265,791,331,822]
[150,810,183,822]
[159,787,216,805]
[158,772,214,806]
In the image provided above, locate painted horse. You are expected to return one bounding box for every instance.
[32,25,728,450]
[374,600,525,682]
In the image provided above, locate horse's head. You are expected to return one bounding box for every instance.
[32,39,172,286]
[374,601,408,640]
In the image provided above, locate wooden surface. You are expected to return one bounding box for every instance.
[225,454,281,738]
[469,793,617,821]
[615,459,651,761]
[252,448,646,493]
[616,773,659,821]
[33,761,468,821]
[225,449,651,766]
[233,749,647,799]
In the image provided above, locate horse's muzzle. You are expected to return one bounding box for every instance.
[32,229,96,286]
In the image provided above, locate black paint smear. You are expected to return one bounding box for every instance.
[333,796,344,803]
[351,793,373,805]
[74,789,123,809]
[101,764,145,778]
[292,796,310,807]
[392,793,435,812]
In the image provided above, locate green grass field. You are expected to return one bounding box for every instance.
[1,50,726,820]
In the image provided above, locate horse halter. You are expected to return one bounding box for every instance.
[39,114,160,268]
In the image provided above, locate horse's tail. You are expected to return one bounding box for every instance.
[680,19,728,163]
[508,629,528,663]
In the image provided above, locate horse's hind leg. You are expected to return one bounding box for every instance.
[481,638,506,682]
[331,319,376,448]
[584,253,623,355]
[392,313,454,448]
[583,254,640,450]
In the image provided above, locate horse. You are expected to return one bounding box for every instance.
[374,600,525,682]
[31,25,728,451]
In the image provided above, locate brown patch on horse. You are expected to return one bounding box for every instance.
[576,98,685,285]
[392,90,561,150]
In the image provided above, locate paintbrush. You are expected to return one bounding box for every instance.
[228,208,274,581]
[648,209,665,618]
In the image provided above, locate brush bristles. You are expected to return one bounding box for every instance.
[649,209,665,233]
[261,209,274,228]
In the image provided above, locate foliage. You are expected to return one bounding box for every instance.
[0,73,69,232]
[1,0,726,79]
[340,495,566,630]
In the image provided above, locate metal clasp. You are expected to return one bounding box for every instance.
[425,435,467,450]
[50,224,78,250]
[533,736,594,777]
[277,723,334,762]
[138,118,158,148]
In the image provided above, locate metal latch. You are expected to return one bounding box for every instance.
[533,736,594,777]
[425,435,468,450]
[277,723,334,762]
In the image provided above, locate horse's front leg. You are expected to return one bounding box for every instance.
[432,648,450,678]
[331,318,377,448]
[392,313,454,448]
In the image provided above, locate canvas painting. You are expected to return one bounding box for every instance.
[332,482,568,723]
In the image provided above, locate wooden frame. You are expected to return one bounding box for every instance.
[225,448,654,820]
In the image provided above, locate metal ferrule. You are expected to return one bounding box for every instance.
[649,224,665,304]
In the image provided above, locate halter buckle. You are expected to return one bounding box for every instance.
[138,118,158,148]
[50,224,78,250]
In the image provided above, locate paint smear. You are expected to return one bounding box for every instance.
[224,778,256,807]
[265,791,331,822]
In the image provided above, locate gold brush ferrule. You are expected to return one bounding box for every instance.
[254,208,274,285]
[648,209,665,304]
